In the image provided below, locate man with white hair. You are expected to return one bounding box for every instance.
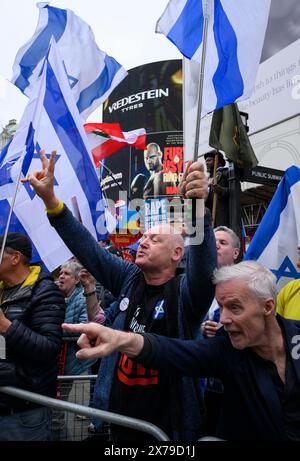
[25,151,216,441]
[64,261,300,441]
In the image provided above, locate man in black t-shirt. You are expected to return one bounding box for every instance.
[25,152,217,441]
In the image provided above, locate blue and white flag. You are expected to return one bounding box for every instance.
[12,2,127,120]
[0,40,115,271]
[156,0,271,116]
[245,166,300,292]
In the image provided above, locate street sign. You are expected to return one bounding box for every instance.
[242,166,284,185]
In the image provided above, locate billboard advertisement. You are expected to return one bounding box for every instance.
[101,60,183,204]
[103,60,182,133]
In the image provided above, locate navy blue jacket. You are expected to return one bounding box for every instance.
[137,316,300,440]
[49,206,217,440]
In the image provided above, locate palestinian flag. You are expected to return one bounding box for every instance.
[84,122,146,167]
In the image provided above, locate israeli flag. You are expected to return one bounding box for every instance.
[0,40,114,271]
[156,0,271,116]
[245,166,300,292]
[12,2,127,120]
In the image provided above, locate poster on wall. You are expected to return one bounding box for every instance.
[130,131,184,201]
[101,60,183,205]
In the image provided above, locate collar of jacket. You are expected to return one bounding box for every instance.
[65,285,83,303]
[0,265,42,291]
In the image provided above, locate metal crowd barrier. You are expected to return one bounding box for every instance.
[0,380,170,441]
[53,375,97,441]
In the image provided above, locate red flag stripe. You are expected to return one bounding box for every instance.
[84,122,125,139]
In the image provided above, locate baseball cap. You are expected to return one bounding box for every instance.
[204,150,226,167]
[0,232,32,260]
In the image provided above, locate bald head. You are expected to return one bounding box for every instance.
[136,223,184,284]
[146,223,184,250]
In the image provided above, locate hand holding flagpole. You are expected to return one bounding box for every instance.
[211,154,218,227]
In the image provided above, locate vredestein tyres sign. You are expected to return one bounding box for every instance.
[101,60,183,203]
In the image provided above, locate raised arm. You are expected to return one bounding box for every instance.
[179,161,217,329]
[23,150,139,295]
[79,268,106,324]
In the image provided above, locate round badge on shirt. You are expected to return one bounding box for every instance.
[119,297,129,311]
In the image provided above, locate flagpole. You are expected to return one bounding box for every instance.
[211,154,218,227]
[188,1,210,228]
[193,1,210,162]
[98,160,132,201]
[0,157,25,265]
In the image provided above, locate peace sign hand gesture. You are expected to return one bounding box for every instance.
[21,149,60,209]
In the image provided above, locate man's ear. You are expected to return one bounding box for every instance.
[11,251,22,266]
[263,298,275,316]
[172,246,184,263]
[233,248,240,261]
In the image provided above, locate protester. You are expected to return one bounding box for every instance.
[57,260,96,376]
[24,150,216,441]
[79,268,106,324]
[200,226,240,436]
[78,266,106,434]
[0,232,65,441]
[204,150,229,227]
[201,226,240,337]
[64,261,300,441]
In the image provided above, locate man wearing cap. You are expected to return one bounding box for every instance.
[0,232,65,441]
[204,150,229,227]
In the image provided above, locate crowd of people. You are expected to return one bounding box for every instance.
[0,151,299,442]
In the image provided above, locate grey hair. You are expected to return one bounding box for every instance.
[61,260,83,279]
[214,226,240,250]
[213,260,277,302]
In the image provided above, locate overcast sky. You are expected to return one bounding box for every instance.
[0,0,180,128]
[1,1,299,130]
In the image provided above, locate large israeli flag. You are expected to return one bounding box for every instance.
[12,2,127,120]
[245,166,300,292]
[0,40,114,271]
[156,0,271,116]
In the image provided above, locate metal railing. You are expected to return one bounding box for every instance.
[0,383,170,441]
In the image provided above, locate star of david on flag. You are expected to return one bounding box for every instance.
[244,166,300,291]
[11,3,127,120]
[0,40,115,271]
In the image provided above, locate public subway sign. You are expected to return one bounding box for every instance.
[243,166,284,185]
